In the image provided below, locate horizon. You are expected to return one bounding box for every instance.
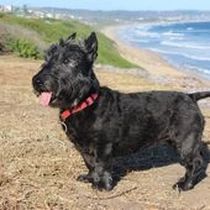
[1,0,210,11]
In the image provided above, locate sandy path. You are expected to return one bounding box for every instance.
[0,52,210,209]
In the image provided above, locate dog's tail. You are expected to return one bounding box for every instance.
[188,91,210,102]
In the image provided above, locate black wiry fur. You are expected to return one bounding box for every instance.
[32,32,210,191]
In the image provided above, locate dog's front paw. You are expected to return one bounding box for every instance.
[103,182,113,191]
[91,182,104,191]
[77,174,92,183]
[102,172,114,191]
[91,173,114,191]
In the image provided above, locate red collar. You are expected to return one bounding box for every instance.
[60,93,99,121]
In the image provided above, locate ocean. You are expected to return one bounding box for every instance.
[119,21,210,78]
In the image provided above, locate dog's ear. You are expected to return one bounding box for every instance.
[59,38,65,46]
[59,33,76,47]
[66,32,77,43]
[85,32,98,61]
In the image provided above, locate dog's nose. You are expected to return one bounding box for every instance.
[32,75,44,91]
[32,76,41,86]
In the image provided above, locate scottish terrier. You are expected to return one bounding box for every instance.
[32,32,210,191]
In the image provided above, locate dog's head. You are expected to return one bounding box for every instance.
[32,32,100,109]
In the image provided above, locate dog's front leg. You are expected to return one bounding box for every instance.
[91,143,113,191]
[77,153,95,183]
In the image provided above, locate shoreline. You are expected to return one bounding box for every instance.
[101,25,185,77]
[101,25,210,92]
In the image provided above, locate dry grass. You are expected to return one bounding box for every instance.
[0,55,210,210]
[0,23,47,52]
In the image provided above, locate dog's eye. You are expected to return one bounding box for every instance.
[63,58,69,64]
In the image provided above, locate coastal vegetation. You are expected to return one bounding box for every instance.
[0,13,136,68]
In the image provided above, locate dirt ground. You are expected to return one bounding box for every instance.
[0,55,210,210]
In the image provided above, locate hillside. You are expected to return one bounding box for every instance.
[0,13,135,68]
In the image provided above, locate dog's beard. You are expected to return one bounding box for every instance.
[35,72,99,109]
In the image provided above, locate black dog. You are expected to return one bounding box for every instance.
[32,32,210,191]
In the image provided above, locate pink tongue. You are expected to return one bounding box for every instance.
[39,92,52,107]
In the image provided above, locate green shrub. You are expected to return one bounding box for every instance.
[0,13,5,18]
[7,38,41,59]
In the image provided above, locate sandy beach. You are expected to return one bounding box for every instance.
[101,25,210,93]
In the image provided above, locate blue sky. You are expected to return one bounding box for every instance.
[1,0,210,11]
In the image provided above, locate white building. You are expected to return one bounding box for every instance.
[0,5,13,13]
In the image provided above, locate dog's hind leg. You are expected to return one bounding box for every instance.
[173,132,207,191]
